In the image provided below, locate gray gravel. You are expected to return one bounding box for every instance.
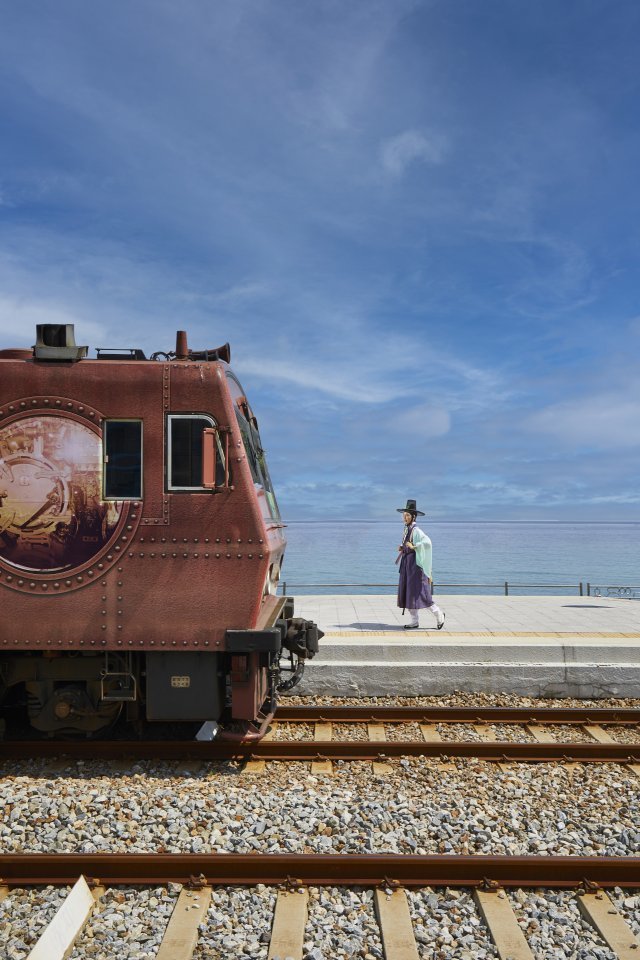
[610,888,640,940]
[285,692,640,709]
[438,723,488,741]
[68,886,176,960]
[0,885,71,960]
[385,721,424,741]
[333,723,369,741]
[271,721,315,740]
[508,889,617,959]
[303,887,383,959]
[486,723,536,742]
[192,885,276,959]
[607,725,640,744]
[1,759,639,858]
[406,887,498,959]
[546,725,594,743]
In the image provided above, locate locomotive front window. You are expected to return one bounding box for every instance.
[167,415,226,490]
[234,406,281,520]
[225,371,281,519]
[104,420,143,499]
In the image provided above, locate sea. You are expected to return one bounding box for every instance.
[279,521,640,597]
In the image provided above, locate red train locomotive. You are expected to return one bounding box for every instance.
[0,325,320,739]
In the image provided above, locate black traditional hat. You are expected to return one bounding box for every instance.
[397,498,425,516]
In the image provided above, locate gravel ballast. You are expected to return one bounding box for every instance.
[2,693,639,958]
[0,760,638,857]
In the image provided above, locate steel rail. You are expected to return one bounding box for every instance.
[275,705,640,724]
[246,741,640,762]
[0,739,639,763]
[1,853,639,888]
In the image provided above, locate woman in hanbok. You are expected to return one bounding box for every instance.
[396,499,446,630]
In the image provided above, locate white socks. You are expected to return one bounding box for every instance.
[408,604,444,627]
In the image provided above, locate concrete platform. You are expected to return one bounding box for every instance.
[292,595,640,699]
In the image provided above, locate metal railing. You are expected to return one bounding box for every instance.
[592,585,640,599]
[280,581,590,596]
[279,581,640,598]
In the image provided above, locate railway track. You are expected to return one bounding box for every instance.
[3,706,640,956]
[3,854,640,959]
[2,705,640,770]
[276,706,640,723]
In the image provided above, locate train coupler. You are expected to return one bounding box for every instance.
[278,617,323,660]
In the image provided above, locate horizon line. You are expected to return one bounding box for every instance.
[282,518,640,525]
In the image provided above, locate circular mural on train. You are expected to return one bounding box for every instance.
[0,416,122,571]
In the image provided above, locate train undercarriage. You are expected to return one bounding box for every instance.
[0,615,321,739]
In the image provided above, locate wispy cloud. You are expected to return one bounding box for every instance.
[382,401,451,439]
[236,354,414,405]
[380,129,448,177]
[526,392,640,450]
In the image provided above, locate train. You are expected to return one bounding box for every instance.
[0,324,321,740]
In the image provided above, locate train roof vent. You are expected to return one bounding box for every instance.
[96,348,148,361]
[34,324,88,362]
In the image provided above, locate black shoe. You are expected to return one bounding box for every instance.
[403,623,420,630]
[437,612,446,630]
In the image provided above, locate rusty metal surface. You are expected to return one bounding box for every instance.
[1,739,638,763]
[0,357,284,649]
[276,705,640,724]
[0,853,639,887]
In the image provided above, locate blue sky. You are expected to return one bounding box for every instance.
[1,0,639,520]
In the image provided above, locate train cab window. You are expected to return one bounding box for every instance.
[234,401,281,520]
[104,420,143,499]
[167,415,226,489]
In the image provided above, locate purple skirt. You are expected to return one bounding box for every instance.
[397,548,433,609]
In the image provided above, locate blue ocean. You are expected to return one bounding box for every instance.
[279,521,640,597]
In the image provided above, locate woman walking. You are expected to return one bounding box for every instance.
[396,499,445,630]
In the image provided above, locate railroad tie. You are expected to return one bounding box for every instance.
[577,890,640,959]
[420,722,453,769]
[374,887,420,960]
[526,723,579,769]
[525,724,555,743]
[473,724,510,772]
[312,722,333,775]
[368,723,390,776]
[419,723,442,741]
[581,724,613,743]
[244,758,267,773]
[268,888,309,960]
[473,724,495,739]
[474,888,534,960]
[579,724,640,780]
[581,724,615,743]
[581,724,623,777]
[26,875,105,960]
[244,721,277,773]
[628,717,640,779]
[155,885,212,960]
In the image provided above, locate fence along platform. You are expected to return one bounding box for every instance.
[281,581,640,597]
